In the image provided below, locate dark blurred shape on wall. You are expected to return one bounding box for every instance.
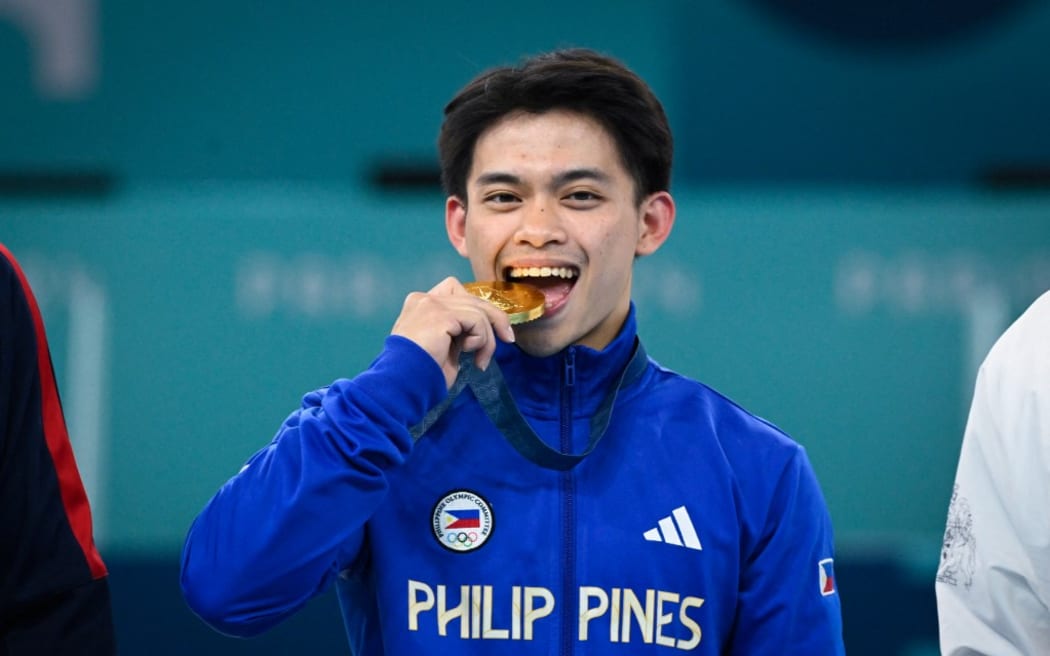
[745,0,1032,49]
[674,1,1049,184]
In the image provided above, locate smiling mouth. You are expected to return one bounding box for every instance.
[505,266,579,311]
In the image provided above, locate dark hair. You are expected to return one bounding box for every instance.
[438,48,673,205]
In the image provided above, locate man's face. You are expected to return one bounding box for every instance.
[446,109,674,357]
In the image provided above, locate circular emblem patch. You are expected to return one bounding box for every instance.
[432,490,494,553]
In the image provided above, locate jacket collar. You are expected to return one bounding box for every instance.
[493,304,638,419]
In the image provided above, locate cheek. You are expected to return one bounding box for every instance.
[467,233,500,267]
[598,226,633,259]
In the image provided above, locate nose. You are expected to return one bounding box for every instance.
[513,198,566,248]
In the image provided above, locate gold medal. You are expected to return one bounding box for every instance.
[464,281,545,325]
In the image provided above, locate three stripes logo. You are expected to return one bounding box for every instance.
[643,505,702,551]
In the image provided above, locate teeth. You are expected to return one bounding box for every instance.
[509,266,577,279]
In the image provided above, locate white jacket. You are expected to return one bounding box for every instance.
[936,290,1050,655]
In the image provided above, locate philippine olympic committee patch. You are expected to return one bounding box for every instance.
[432,490,494,553]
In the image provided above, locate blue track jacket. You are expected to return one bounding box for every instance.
[181,308,844,654]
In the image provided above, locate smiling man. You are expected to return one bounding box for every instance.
[444,108,671,360]
[181,48,845,654]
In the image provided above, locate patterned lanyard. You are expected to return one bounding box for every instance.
[411,339,648,470]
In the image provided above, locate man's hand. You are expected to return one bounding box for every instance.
[391,277,515,388]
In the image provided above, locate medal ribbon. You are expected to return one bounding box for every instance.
[411,339,648,471]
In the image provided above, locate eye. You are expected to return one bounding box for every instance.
[563,190,602,207]
[484,192,521,205]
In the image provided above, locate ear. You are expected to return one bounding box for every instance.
[635,191,675,257]
[445,196,470,258]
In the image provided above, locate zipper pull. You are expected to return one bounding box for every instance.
[564,348,576,387]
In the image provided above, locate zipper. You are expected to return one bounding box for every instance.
[563,347,576,387]
[560,347,576,656]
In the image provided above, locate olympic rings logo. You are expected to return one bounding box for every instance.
[446,531,479,545]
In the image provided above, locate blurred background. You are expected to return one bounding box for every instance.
[2,1,1048,653]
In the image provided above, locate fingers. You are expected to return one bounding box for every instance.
[391,277,515,387]
[429,277,516,346]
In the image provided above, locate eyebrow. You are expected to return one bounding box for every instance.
[474,172,523,187]
[473,168,612,190]
[552,168,611,188]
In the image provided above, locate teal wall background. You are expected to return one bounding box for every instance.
[4,185,1048,557]
[3,1,1049,653]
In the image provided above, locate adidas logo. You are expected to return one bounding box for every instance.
[643,506,702,551]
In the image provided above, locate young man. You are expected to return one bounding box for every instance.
[936,290,1050,654]
[181,48,844,654]
[0,244,116,654]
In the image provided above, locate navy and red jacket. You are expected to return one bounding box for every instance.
[0,244,115,654]
[182,306,844,654]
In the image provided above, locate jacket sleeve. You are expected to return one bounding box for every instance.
[935,292,1050,655]
[729,446,845,655]
[179,335,447,637]
[0,244,116,654]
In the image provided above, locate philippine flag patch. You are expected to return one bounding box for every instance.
[819,558,837,596]
[445,508,481,529]
[431,490,494,553]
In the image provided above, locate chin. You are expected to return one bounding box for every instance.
[513,329,568,358]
